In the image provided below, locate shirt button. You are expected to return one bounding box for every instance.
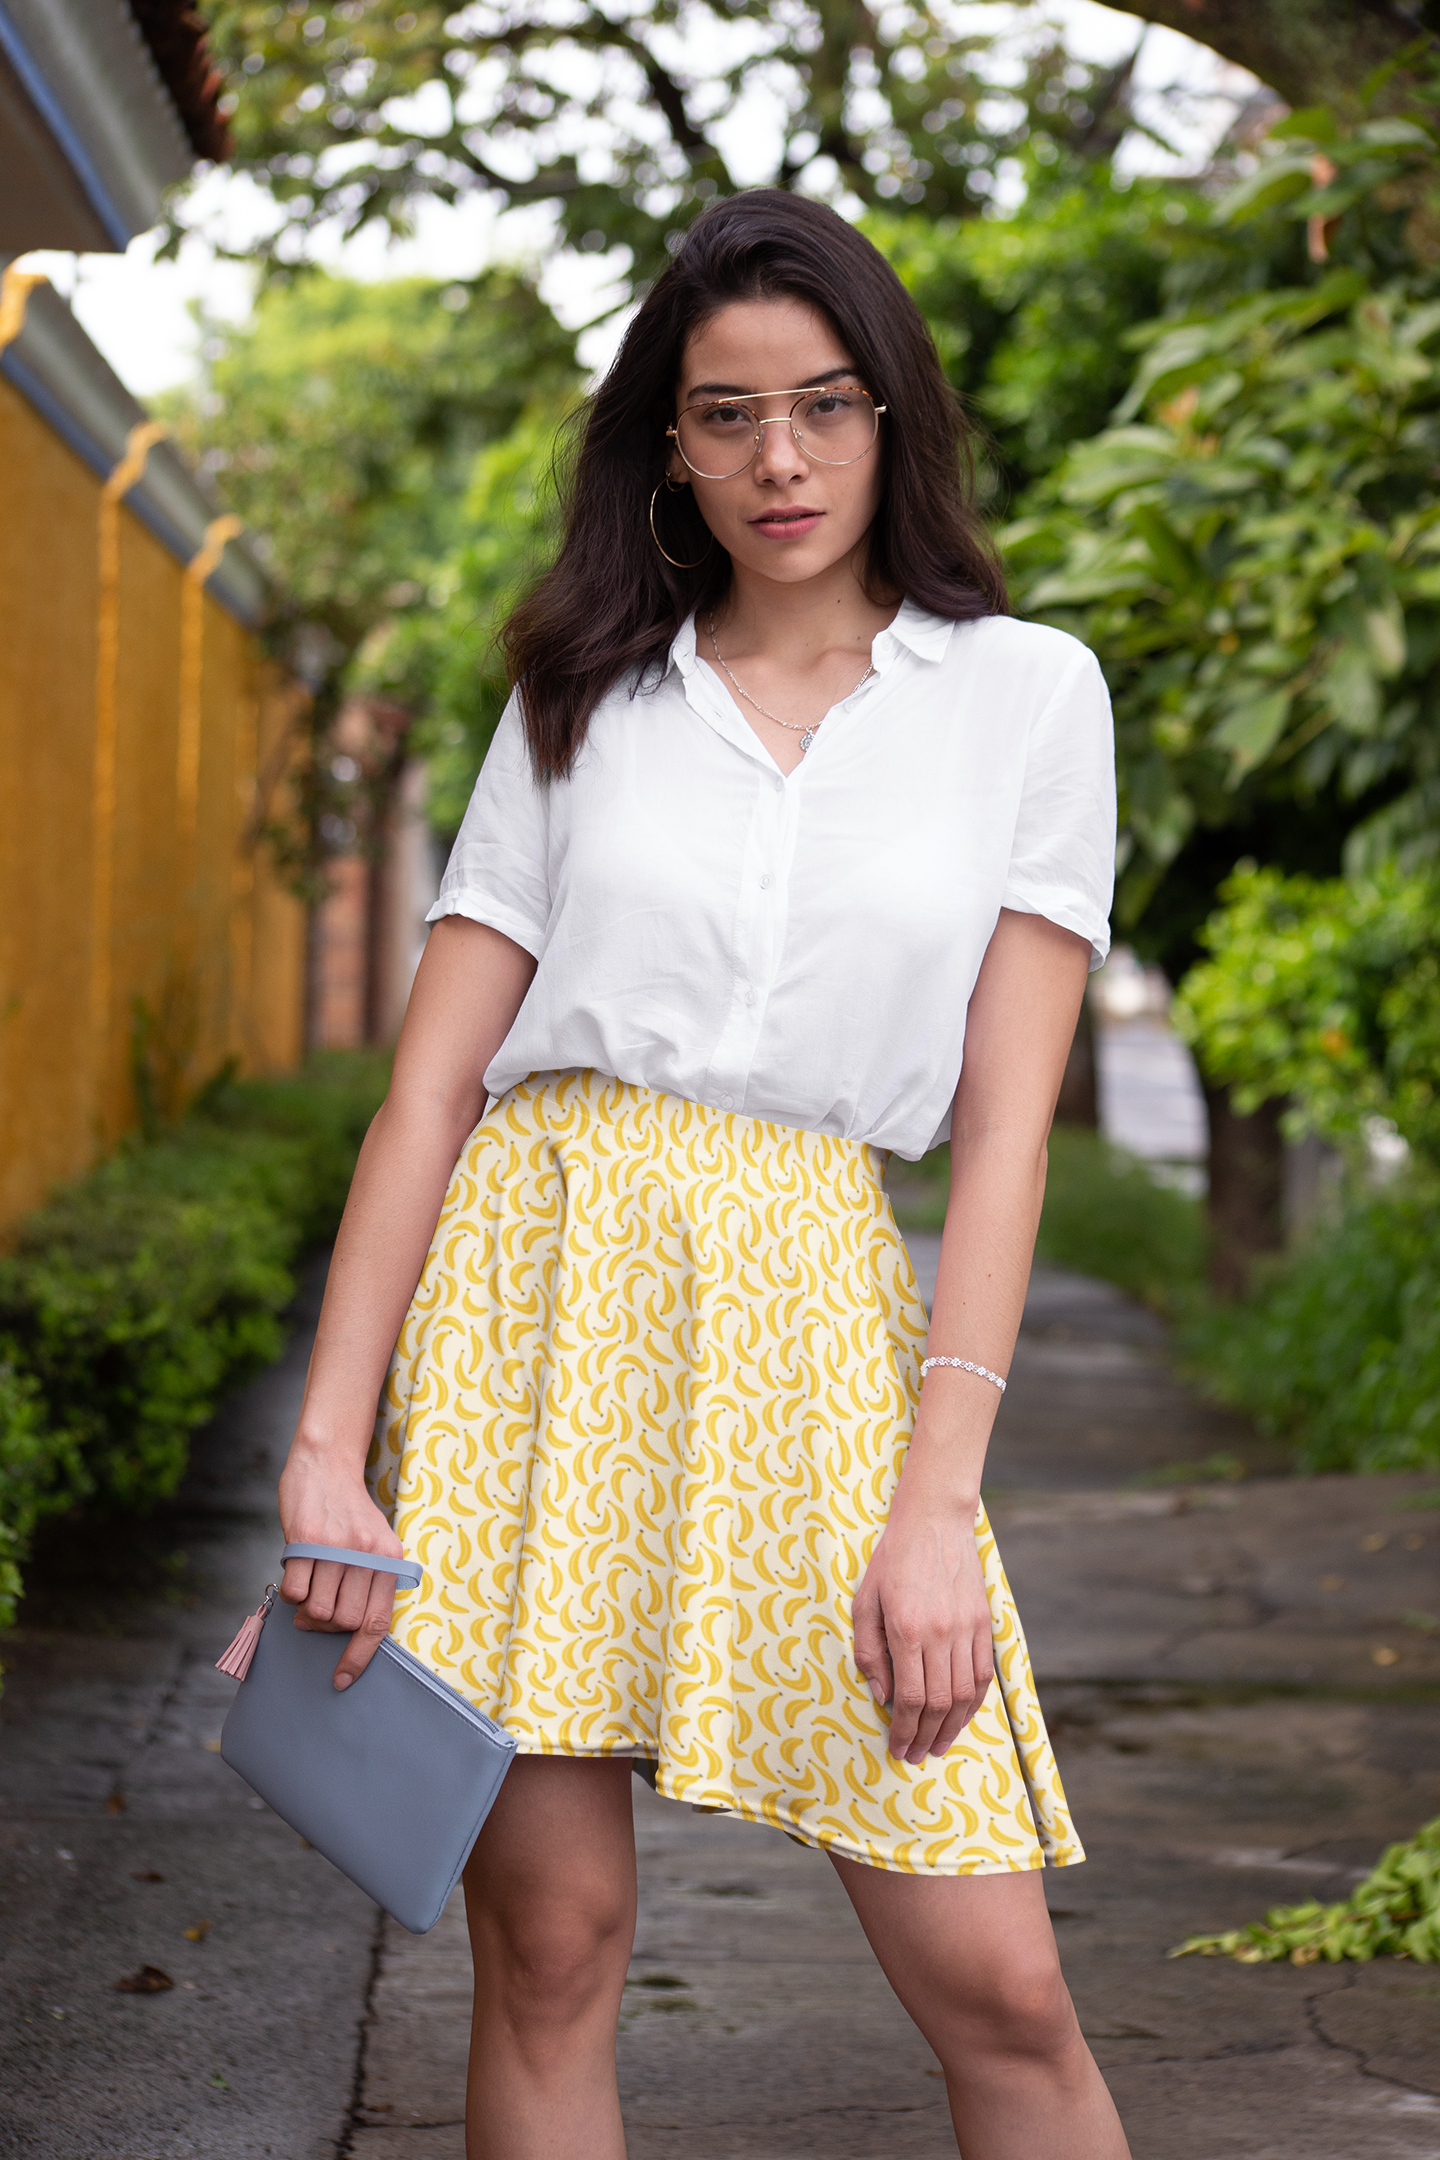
[718,1093,734,1110]
[759,874,772,890]
[774,778,784,794]
[744,988,756,1007]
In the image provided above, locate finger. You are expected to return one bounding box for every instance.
[852,1585,894,1708]
[331,1571,397,1692]
[328,1563,375,1635]
[904,1643,957,1765]
[972,1622,996,1711]
[931,1642,982,1757]
[885,1635,927,1758]
[279,1556,314,1608]
[299,1558,345,1624]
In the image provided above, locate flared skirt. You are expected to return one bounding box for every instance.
[370,1071,1082,1877]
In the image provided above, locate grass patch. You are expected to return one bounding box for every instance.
[888,1126,1205,1314]
[1179,1185,1440,1475]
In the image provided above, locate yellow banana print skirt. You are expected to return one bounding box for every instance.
[370,1071,1082,1877]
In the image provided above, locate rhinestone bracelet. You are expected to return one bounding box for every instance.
[919,1356,1006,1393]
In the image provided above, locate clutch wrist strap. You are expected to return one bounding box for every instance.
[281,1542,424,1589]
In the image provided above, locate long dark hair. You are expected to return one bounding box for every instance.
[504,189,1007,779]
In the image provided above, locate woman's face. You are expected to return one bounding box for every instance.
[671,297,884,589]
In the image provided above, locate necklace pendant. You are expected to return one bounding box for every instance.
[799,728,815,755]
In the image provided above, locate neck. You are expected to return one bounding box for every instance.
[715,546,898,661]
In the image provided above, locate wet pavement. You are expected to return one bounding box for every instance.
[2,1245,1438,2157]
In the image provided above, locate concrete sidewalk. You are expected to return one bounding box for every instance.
[3,1247,1439,2157]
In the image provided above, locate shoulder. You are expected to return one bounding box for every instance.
[945,613,1103,696]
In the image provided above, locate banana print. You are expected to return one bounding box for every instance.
[370,1071,1082,1877]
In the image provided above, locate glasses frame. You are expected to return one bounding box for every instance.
[667,383,887,480]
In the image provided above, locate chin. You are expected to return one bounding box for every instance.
[732,540,859,583]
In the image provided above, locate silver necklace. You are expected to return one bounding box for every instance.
[706,616,876,756]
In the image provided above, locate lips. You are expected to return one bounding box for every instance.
[749,507,824,536]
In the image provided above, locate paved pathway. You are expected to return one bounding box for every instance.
[3,1247,1438,2157]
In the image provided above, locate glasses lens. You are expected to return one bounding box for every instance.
[676,401,756,479]
[793,387,877,466]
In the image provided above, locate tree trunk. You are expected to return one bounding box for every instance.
[1203,1084,1286,1301]
[1054,998,1099,1130]
[1109,0,1429,114]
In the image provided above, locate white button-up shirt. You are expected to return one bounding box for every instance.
[429,604,1115,1159]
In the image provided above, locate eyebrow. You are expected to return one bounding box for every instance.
[685,365,861,398]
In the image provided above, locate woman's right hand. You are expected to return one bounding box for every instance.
[277,1444,405,1691]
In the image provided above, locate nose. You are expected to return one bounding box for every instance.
[752,412,809,485]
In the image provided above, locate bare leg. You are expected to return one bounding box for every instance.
[464,1755,637,2160]
[832,1857,1130,2160]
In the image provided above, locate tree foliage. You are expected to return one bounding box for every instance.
[193,0,1156,281]
[1006,99,1440,951]
[162,266,577,890]
[357,393,574,838]
[869,176,1206,500]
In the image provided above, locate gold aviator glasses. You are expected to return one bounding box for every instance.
[668,382,886,480]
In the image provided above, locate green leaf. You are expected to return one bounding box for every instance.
[1323,646,1383,734]
[1214,159,1314,228]
[1268,108,1339,145]
[1363,598,1407,679]
[1130,503,1204,596]
[1213,691,1291,773]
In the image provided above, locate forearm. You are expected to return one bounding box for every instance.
[290,1089,483,1475]
[895,909,1090,1516]
[286,916,537,1490]
[905,1131,1047,1509]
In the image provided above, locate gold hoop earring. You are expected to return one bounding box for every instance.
[649,480,711,570]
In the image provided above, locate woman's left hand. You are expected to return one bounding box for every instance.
[851,1470,995,1765]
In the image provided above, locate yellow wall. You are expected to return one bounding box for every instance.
[0,374,305,1228]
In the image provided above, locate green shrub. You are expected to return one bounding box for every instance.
[0,1052,388,1631]
[1181,1185,1440,1473]
[1172,1815,1440,1965]
[1175,863,1440,1173]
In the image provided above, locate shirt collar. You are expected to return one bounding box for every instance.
[667,599,954,680]
[667,611,700,678]
[873,599,956,668]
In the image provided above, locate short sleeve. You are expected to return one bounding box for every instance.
[1000,644,1116,970]
[425,692,550,958]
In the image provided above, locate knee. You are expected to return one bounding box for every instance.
[480,1885,633,2034]
[961,1950,1079,2066]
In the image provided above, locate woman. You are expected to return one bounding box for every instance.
[278,189,1129,2160]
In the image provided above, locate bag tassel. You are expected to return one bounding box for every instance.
[216,1589,275,1682]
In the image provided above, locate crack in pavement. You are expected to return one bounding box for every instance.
[1305,1974,1440,2104]
[340,1906,390,2157]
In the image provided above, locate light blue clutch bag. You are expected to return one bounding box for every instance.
[217,1543,516,1934]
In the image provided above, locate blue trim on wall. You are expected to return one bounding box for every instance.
[0,4,134,250]
[0,348,264,627]
[1,347,112,481]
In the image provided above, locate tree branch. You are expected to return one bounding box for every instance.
[1105,0,1435,111]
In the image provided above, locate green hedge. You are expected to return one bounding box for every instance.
[0,1053,389,1632]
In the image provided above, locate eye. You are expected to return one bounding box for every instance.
[696,401,748,429]
[804,388,864,417]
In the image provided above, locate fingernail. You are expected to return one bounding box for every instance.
[334,1675,352,1692]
